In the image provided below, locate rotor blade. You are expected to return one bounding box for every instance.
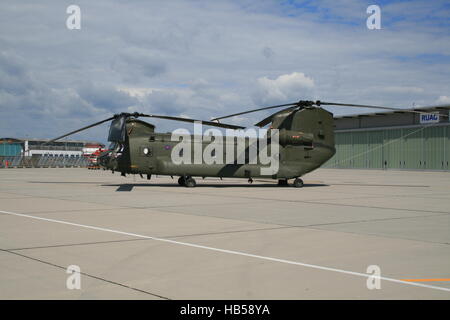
[211,102,299,121]
[139,114,245,129]
[45,116,116,144]
[254,106,297,127]
[319,102,449,117]
[254,115,273,128]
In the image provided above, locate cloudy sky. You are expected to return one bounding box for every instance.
[1,0,449,142]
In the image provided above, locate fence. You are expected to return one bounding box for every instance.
[0,155,91,168]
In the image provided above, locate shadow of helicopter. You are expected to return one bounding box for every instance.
[102,182,329,191]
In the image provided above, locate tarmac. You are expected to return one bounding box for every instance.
[0,167,449,299]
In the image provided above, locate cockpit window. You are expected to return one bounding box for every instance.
[108,116,126,142]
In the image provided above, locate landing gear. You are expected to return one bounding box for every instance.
[248,178,253,184]
[278,179,288,186]
[179,176,197,187]
[293,177,304,188]
[185,177,196,188]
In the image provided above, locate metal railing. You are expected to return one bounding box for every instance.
[28,146,82,151]
[0,156,91,168]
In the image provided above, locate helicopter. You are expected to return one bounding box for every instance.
[46,100,429,187]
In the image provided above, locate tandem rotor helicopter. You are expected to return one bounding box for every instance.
[47,100,428,188]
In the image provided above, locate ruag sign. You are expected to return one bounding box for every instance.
[420,113,440,124]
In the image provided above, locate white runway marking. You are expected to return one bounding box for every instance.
[1,209,450,294]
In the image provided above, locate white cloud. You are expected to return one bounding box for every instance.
[254,72,315,105]
[436,95,450,104]
[117,87,157,98]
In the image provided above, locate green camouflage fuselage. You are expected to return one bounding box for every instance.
[101,107,335,179]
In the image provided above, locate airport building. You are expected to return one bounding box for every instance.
[0,138,104,157]
[323,105,450,171]
[0,138,105,168]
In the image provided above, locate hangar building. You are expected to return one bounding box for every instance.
[323,105,450,171]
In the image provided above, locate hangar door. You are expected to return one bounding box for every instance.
[325,124,450,171]
[366,130,383,169]
[423,126,446,170]
[402,128,423,170]
[351,131,367,168]
[382,129,403,169]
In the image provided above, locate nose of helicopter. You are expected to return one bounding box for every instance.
[97,151,113,169]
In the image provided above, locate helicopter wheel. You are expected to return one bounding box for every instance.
[293,178,304,188]
[278,179,289,186]
[185,177,196,188]
[178,176,186,186]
